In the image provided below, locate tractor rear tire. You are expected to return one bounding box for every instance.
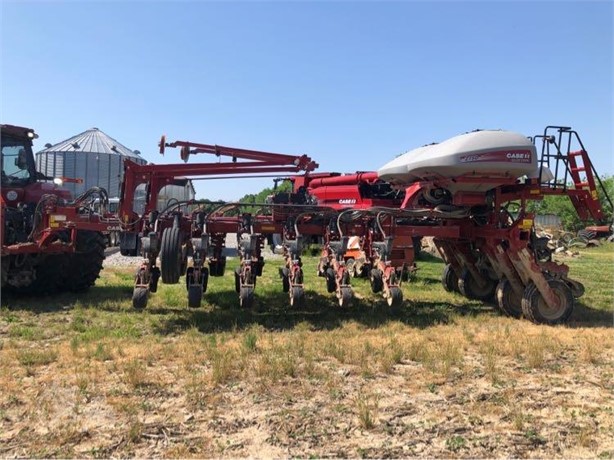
[160,227,183,284]
[31,254,66,295]
[521,279,574,325]
[64,231,106,292]
[495,278,523,318]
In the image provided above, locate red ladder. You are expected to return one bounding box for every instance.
[567,150,605,222]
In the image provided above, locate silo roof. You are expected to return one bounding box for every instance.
[37,127,143,160]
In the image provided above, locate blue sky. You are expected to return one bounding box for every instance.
[1,1,612,200]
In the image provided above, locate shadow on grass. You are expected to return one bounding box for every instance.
[1,285,134,313]
[568,302,614,328]
[151,288,492,335]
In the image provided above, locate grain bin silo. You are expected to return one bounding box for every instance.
[35,127,146,198]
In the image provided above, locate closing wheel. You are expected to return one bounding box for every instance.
[338,287,352,307]
[325,267,336,293]
[458,268,496,302]
[201,267,209,293]
[290,286,304,307]
[132,287,148,310]
[281,267,290,293]
[370,268,383,293]
[239,286,254,309]
[442,264,460,293]
[160,227,183,284]
[521,279,574,325]
[496,278,522,318]
[188,284,203,308]
[387,286,403,309]
[149,267,160,293]
[209,257,227,277]
[345,258,356,278]
[234,267,241,293]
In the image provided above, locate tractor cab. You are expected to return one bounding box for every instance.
[1,124,72,204]
[1,125,38,188]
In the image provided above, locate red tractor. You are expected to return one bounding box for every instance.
[1,124,109,295]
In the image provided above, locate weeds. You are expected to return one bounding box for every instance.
[354,390,380,429]
[122,359,149,388]
[17,348,58,367]
[446,435,467,452]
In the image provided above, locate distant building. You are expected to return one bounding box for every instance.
[36,127,195,213]
[535,214,562,229]
[35,127,146,198]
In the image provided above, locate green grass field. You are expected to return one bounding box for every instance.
[0,244,612,458]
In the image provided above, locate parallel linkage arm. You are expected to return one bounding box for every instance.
[119,136,319,225]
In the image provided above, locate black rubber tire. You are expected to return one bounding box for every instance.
[458,268,497,302]
[201,267,209,293]
[521,279,574,325]
[132,287,148,310]
[370,269,383,293]
[495,278,523,318]
[338,286,352,307]
[281,267,290,293]
[31,254,65,295]
[185,267,194,291]
[441,264,460,293]
[387,286,404,309]
[160,227,183,284]
[209,257,227,277]
[325,268,336,293]
[234,267,241,293]
[290,286,304,308]
[345,258,356,278]
[188,284,203,308]
[254,257,264,277]
[239,286,254,309]
[149,267,160,293]
[63,231,106,292]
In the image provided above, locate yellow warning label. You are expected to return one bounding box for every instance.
[520,219,533,230]
[530,189,540,195]
[592,190,598,200]
[49,215,66,229]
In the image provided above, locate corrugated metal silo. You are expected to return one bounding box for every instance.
[35,127,146,198]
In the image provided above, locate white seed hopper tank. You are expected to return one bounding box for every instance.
[378,130,539,193]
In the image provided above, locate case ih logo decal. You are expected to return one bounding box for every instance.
[338,199,357,205]
[460,150,532,164]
